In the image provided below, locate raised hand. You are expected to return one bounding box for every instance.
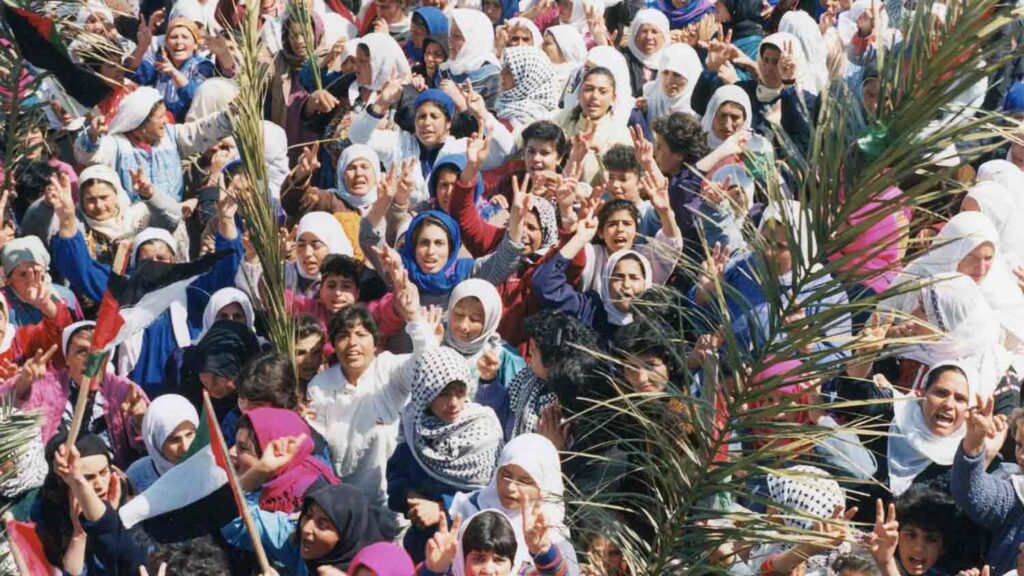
[867,498,899,566]
[463,79,488,119]
[780,41,798,82]
[806,505,857,555]
[630,125,656,171]
[407,497,443,529]
[261,433,308,474]
[477,347,501,381]
[466,129,493,172]
[522,495,553,556]
[54,444,82,484]
[439,79,468,111]
[718,61,740,85]
[640,170,670,213]
[572,201,601,244]
[377,70,405,108]
[411,74,428,92]
[508,175,534,245]
[120,384,148,429]
[964,394,1003,458]
[87,113,108,141]
[819,5,837,34]
[425,513,462,572]
[705,26,734,72]
[130,168,157,200]
[425,305,445,342]
[46,172,75,219]
[15,344,57,396]
[537,401,570,450]
[697,242,729,302]
[395,158,417,207]
[292,142,319,180]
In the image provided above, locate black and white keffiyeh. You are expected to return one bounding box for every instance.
[507,367,557,438]
[403,348,503,490]
[765,465,844,530]
[496,47,559,128]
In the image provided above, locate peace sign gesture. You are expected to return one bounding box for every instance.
[462,79,488,120]
[293,142,321,183]
[130,168,157,200]
[522,495,553,556]
[696,242,729,305]
[779,40,798,82]
[377,69,405,108]
[14,344,58,398]
[394,158,418,207]
[425,512,462,572]
[963,394,1008,460]
[705,25,734,72]
[866,498,899,567]
[120,384,148,429]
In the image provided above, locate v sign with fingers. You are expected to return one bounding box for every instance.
[867,498,901,576]
[14,344,58,400]
[425,512,462,573]
[522,495,553,557]
[779,40,798,83]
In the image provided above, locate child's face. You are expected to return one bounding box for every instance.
[466,551,513,576]
[607,257,646,313]
[295,334,325,382]
[605,170,641,204]
[496,463,541,511]
[598,209,637,253]
[897,524,943,576]
[319,274,359,314]
[430,382,468,423]
[624,353,670,393]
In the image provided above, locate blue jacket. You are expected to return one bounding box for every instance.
[951,447,1024,575]
[532,253,619,342]
[78,502,150,576]
[51,230,244,395]
[386,442,463,562]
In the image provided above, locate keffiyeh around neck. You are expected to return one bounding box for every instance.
[765,465,844,530]
[334,144,382,212]
[445,279,504,356]
[507,367,556,438]
[628,9,670,70]
[403,348,503,489]
[443,9,500,76]
[496,46,559,127]
[643,43,702,124]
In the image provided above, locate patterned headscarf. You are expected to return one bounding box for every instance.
[496,46,559,128]
[530,196,559,257]
[765,465,844,530]
[507,367,557,438]
[402,348,503,490]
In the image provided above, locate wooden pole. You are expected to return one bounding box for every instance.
[202,391,272,573]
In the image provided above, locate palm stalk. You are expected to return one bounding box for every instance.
[0,25,51,192]
[287,0,323,92]
[568,0,1023,572]
[0,397,43,569]
[228,4,295,361]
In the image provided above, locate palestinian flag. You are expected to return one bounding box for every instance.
[1,5,114,107]
[5,516,56,574]
[118,395,241,543]
[83,250,234,380]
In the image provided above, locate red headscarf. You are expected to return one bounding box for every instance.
[752,358,814,447]
[247,407,338,513]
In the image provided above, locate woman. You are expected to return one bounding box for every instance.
[961,180,1024,269]
[642,43,703,124]
[199,287,257,338]
[495,46,559,130]
[406,6,449,68]
[2,236,82,329]
[715,0,765,71]
[231,407,339,513]
[694,200,851,367]
[74,164,181,269]
[387,347,503,562]
[449,434,579,573]
[779,10,829,94]
[130,18,217,121]
[442,9,502,110]
[622,9,670,98]
[3,321,148,468]
[700,84,753,150]
[288,211,356,298]
[654,0,715,29]
[541,25,587,100]
[445,279,527,400]
[126,394,198,492]
[555,67,634,185]
[563,47,642,133]
[269,9,325,165]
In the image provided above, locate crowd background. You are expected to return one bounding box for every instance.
[0,0,1022,573]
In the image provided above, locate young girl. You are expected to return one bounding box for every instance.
[448,434,579,573]
[126,393,198,492]
[419,508,570,575]
[388,347,504,562]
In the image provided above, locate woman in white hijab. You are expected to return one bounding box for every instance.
[622,9,670,97]
[563,46,637,129]
[334,144,382,215]
[199,287,256,338]
[642,43,703,124]
[887,361,977,496]
[445,279,526,401]
[449,434,579,574]
[442,9,502,108]
[962,180,1024,269]
[779,10,829,95]
[541,25,587,100]
[701,84,753,149]
[285,212,355,298]
[125,394,199,492]
[558,0,604,36]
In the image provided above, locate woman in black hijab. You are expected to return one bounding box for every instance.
[295,484,388,573]
[163,319,260,444]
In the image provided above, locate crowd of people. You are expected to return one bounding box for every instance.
[0,0,1023,573]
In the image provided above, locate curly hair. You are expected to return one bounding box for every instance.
[524,310,598,368]
[652,112,711,165]
[613,321,686,384]
[603,144,642,175]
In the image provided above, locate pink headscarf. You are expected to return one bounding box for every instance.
[246,407,339,513]
[348,542,415,575]
[829,186,909,294]
[753,358,807,395]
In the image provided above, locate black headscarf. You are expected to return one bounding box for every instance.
[722,0,765,39]
[179,320,260,420]
[300,484,387,572]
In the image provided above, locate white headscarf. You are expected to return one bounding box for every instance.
[62,321,96,359]
[200,287,256,336]
[976,161,1024,267]
[451,434,568,571]
[627,9,670,70]
[184,78,240,122]
[142,394,199,476]
[899,273,1009,398]
[334,144,382,213]
[130,227,179,269]
[109,87,163,135]
[965,181,1024,267]
[545,25,587,94]
[78,164,135,242]
[757,200,816,286]
[565,46,635,126]
[601,250,653,327]
[295,212,354,280]
[702,85,753,148]
[358,33,412,91]
[779,10,828,95]
[443,9,500,76]
[75,1,113,26]
[888,361,976,496]
[263,121,289,202]
[642,43,703,124]
[757,32,809,102]
[445,279,503,356]
[561,0,604,33]
[505,17,543,46]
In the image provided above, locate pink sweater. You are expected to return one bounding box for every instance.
[1,368,148,468]
[287,291,404,358]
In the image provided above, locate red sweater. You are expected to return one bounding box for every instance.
[0,303,73,378]
[449,177,585,346]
